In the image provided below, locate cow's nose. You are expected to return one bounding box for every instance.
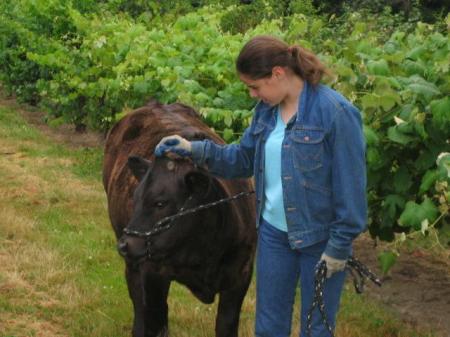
[117,235,147,259]
[117,237,128,257]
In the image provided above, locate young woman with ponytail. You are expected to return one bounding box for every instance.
[156,35,367,337]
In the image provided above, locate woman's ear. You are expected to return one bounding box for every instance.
[271,66,285,79]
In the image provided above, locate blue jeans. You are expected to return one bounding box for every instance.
[255,219,346,337]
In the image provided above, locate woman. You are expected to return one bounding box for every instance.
[155,35,367,337]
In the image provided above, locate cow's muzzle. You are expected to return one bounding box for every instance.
[117,235,147,260]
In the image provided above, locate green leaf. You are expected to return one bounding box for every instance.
[398,198,439,230]
[379,92,401,111]
[387,125,415,145]
[415,150,437,171]
[397,103,416,121]
[195,92,211,105]
[419,169,440,195]
[360,93,380,110]
[403,59,426,77]
[393,167,412,193]
[363,126,380,146]
[335,63,356,80]
[436,152,450,178]
[383,194,406,219]
[413,122,427,140]
[430,97,450,128]
[378,251,397,275]
[288,17,308,36]
[406,76,440,100]
[366,147,384,169]
[405,46,427,60]
[222,128,234,142]
[133,80,149,94]
[224,112,233,127]
[367,59,390,76]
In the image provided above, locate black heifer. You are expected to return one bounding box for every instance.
[102,101,256,337]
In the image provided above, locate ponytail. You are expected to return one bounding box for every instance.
[289,45,331,86]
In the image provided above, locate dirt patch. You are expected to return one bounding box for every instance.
[353,235,450,337]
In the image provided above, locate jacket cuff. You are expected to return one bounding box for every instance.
[191,141,206,165]
[324,241,352,260]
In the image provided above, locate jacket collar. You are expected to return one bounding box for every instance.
[296,80,311,124]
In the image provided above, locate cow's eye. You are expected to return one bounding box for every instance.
[154,201,168,208]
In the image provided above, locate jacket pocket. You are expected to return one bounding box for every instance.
[290,127,325,172]
[302,180,333,224]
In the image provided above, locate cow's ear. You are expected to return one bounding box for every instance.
[128,156,152,181]
[184,171,211,197]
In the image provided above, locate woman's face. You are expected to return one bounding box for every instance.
[239,71,285,106]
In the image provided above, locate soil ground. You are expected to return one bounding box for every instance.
[353,236,450,337]
[2,92,449,337]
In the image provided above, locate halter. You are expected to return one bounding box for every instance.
[122,190,255,260]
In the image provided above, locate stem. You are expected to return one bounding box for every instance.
[387,209,448,251]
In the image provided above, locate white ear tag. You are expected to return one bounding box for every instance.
[167,161,175,171]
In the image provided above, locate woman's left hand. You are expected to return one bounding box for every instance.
[320,253,346,278]
[155,135,192,157]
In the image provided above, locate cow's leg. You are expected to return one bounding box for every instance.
[215,269,253,337]
[125,264,171,337]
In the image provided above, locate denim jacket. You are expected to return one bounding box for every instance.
[191,82,367,260]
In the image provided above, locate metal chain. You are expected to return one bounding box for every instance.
[347,256,382,293]
[306,260,335,337]
[123,190,255,238]
[306,257,382,337]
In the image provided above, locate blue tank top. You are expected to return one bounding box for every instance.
[262,106,288,232]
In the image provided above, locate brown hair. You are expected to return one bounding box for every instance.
[236,35,330,86]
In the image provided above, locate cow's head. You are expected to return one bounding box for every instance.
[117,155,218,264]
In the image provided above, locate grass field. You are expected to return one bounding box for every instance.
[0,105,436,337]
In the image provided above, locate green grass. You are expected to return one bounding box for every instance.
[0,105,437,337]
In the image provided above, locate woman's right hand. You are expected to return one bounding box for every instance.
[155,135,192,157]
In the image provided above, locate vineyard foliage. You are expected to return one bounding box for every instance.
[0,1,449,263]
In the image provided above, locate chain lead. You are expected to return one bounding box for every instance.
[306,261,335,337]
[306,257,382,337]
[123,190,255,238]
[122,190,255,261]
